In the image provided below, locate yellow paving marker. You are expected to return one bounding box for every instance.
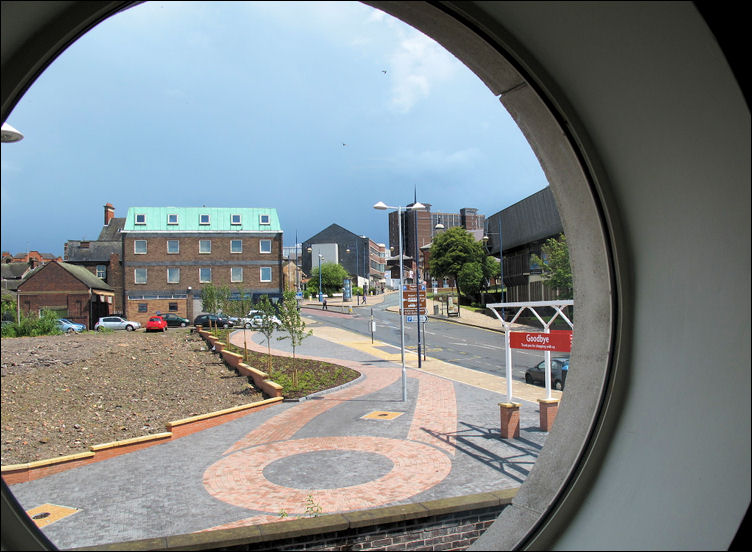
[305,319,562,402]
[362,411,404,420]
[26,504,78,528]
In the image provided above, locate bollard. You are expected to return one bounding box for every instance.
[499,402,521,439]
[538,398,560,432]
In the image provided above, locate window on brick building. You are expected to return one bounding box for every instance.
[168,302,178,312]
[199,240,211,254]
[231,267,243,282]
[231,239,242,253]
[138,303,148,313]
[167,240,179,254]
[260,239,272,254]
[134,240,147,254]
[167,268,180,284]
[96,265,107,279]
[134,268,147,284]
[260,267,272,282]
[200,267,212,283]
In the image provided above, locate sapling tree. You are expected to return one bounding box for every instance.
[255,294,279,372]
[277,290,312,387]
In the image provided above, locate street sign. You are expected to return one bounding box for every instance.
[509,330,572,352]
[406,315,427,323]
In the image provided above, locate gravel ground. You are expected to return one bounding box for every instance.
[1,329,264,466]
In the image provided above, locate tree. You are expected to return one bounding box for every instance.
[254,294,279,372]
[277,290,312,387]
[225,289,254,361]
[429,226,497,303]
[531,233,573,299]
[306,262,350,297]
[201,284,218,330]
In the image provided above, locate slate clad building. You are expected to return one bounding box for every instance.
[121,207,283,325]
[484,187,565,302]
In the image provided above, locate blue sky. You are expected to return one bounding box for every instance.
[0,1,548,256]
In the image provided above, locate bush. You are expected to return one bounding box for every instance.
[1,309,63,338]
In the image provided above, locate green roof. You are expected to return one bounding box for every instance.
[123,207,282,232]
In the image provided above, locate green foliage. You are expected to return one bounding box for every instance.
[306,262,350,296]
[1,293,16,320]
[1,309,62,338]
[531,233,573,299]
[254,294,279,372]
[304,495,323,518]
[429,227,497,302]
[277,291,312,386]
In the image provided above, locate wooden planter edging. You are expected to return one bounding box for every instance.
[66,489,517,551]
[1,397,282,486]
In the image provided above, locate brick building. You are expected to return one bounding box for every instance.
[64,203,125,313]
[121,207,283,325]
[16,261,114,329]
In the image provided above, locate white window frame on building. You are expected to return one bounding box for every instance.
[135,213,146,225]
[260,266,272,282]
[167,240,179,254]
[230,239,243,254]
[167,213,179,225]
[231,267,243,283]
[231,214,242,225]
[167,267,180,284]
[134,240,147,254]
[260,239,272,254]
[134,268,147,284]
[199,214,210,225]
[259,214,270,225]
[199,240,211,254]
[96,265,107,279]
[199,267,212,283]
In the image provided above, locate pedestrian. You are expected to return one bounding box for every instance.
[322,298,328,310]
[362,293,367,304]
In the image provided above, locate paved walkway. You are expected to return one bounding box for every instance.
[9,305,559,549]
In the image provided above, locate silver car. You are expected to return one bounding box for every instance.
[239,310,281,329]
[94,316,141,332]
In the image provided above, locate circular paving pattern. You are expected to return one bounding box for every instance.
[204,436,452,514]
[263,450,394,489]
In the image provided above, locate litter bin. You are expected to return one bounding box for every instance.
[434,305,440,315]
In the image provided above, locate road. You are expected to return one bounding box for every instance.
[302,294,566,385]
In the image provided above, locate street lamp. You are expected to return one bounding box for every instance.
[307,247,324,303]
[482,216,505,319]
[373,200,425,401]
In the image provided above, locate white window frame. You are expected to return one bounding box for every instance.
[199,240,211,254]
[96,265,107,279]
[135,213,146,225]
[134,268,147,284]
[260,266,272,282]
[231,214,242,225]
[134,240,147,254]
[259,213,270,225]
[167,240,179,254]
[230,239,243,254]
[167,213,179,225]
[199,214,210,225]
[231,267,243,283]
[199,267,212,283]
[167,267,180,284]
[260,239,272,254]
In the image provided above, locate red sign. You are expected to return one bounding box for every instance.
[509,330,572,352]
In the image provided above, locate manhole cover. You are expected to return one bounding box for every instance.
[362,411,404,420]
[32,512,50,520]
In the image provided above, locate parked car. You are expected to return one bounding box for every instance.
[159,313,190,327]
[525,357,569,390]
[56,318,86,334]
[94,316,141,332]
[145,315,168,332]
[238,309,282,329]
[193,314,234,328]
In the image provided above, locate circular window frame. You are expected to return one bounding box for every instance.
[1,2,625,550]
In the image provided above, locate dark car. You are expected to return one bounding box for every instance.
[193,314,234,328]
[525,358,569,390]
[159,313,190,327]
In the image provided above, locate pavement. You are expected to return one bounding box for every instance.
[8,291,562,549]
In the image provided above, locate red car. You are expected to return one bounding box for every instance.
[145,316,168,332]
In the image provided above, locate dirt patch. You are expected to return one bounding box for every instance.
[1,329,264,466]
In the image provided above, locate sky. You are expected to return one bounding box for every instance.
[0,1,548,257]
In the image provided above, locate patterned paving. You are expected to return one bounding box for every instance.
[200,331,459,530]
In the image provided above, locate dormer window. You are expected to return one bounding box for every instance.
[259,214,270,225]
[135,213,146,225]
[199,214,210,225]
[231,214,242,225]
[167,213,179,225]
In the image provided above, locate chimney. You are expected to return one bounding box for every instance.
[104,203,115,225]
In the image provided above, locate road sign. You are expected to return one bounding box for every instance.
[406,315,427,323]
[509,330,572,352]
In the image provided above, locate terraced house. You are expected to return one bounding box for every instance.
[121,207,283,325]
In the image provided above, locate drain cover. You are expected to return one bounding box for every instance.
[26,504,78,528]
[362,411,404,420]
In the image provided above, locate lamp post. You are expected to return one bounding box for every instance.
[482,215,505,319]
[307,247,324,303]
[374,200,425,402]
